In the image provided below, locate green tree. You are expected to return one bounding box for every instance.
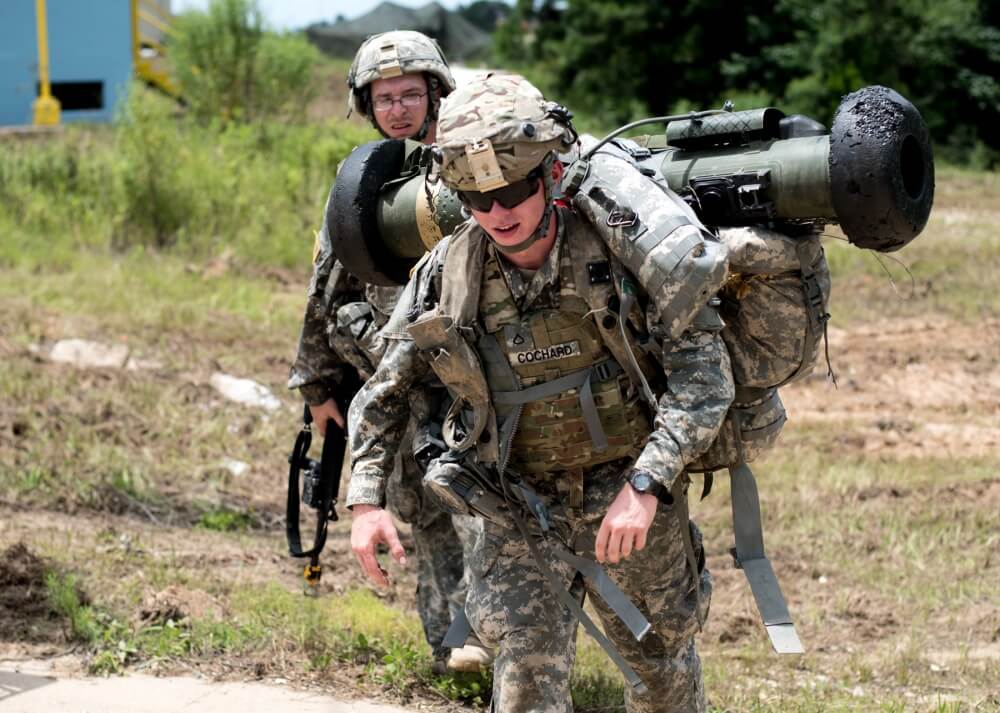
[770,0,999,164]
[495,0,999,165]
[169,0,321,123]
[497,0,800,125]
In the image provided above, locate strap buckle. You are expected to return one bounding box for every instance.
[607,209,638,228]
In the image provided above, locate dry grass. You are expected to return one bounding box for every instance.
[1,167,998,711]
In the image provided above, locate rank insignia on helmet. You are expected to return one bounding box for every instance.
[466,139,508,192]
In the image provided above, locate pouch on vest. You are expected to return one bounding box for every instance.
[328,301,379,379]
[407,312,499,462]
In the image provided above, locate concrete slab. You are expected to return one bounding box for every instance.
[0,668,410,713]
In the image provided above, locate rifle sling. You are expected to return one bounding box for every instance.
[501,476,650,695]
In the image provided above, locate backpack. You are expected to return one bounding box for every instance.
[565,139,833,654]
[688,224,832,473]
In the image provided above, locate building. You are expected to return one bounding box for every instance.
[0,0,174,126]
[306,1,492,62]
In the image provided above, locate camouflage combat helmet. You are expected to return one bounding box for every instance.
[434,73,577,253]
[347,31,456,140]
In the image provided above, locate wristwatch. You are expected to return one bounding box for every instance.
[626,469,672,505]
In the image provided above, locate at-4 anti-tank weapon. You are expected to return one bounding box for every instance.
[329,85,934,286]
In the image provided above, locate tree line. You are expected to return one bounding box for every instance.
[495,0,1000,167]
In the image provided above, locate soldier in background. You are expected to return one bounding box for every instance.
[288,31,490,674]
[347,74,731,712]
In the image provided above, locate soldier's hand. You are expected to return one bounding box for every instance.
[595,484,658,565]
[350,504,407,588]
[309,398,345,437]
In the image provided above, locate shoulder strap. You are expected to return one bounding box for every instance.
[562,209,660,392]
[438,221,489,327]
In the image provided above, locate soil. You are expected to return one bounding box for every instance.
[0,543,67,643]
[2,311,998,710]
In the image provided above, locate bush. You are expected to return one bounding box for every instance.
[170,0,321,123]
[0,84,375,270]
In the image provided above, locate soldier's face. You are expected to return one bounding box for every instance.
[370,75,430,139]
[470,161,563,250]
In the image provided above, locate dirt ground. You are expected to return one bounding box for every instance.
[2,303,998,710]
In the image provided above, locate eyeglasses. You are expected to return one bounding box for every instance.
[457,172,542,212]
[371,91,427,112]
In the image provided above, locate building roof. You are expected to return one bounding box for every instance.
[306,2,491,61]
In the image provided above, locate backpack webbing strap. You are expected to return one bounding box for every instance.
[729,461,804,654]
[550,550,652,642]
[793,239,835,386]
[670,476,705,632]
[491,360,623,453]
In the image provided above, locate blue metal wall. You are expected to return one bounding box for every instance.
[0,0,132,125]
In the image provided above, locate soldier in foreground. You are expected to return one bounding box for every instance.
[348,74,733,711]
[288,31,489,674]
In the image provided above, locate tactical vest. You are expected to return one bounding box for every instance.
[476,228,650,474]
[408,208,654,472]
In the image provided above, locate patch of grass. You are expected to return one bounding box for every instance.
[0,86,376,272]
[572,631,625,711]
[196,507,255,532]
[823,166,1000,324]
[432,671,491,705]
[46,572,99,642]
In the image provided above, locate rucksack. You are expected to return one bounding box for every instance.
[564,139,833,654]
[689,224,832,473]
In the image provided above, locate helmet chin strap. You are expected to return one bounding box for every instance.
[488,156,556,255]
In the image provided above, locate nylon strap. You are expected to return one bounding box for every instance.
[492,360,622,405]
[503,477,649,695]
[729,461,804,654]
[492,360,622,454]
[670,476,705,632]
[551,549,651,642]
[789,238,834,386]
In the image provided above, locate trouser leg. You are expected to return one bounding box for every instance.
[466,527,578,713]
[579,508,711,713]
[411,511,465,660]
[450,513,480,617]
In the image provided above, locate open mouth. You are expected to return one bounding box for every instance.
[492,223,520,237]
[390,122,412,132]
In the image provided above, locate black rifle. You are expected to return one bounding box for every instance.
[286,373,361,591]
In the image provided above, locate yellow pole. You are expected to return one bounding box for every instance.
[33,0,61,125]
[131,0,139,67]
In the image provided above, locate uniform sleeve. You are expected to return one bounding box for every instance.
[287,212,363,405]
[345,335,432,507]
[345,257,439,508]
[634,327,735,490]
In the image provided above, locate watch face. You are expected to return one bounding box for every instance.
[631,473,653,492]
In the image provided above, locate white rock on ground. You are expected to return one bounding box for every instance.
[210,373,282,412]
[221,458,251,477]
[48,339,130,369]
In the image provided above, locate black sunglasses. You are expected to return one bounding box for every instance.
[457,170,542,212]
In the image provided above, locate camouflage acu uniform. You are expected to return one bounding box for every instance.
[347,73,737,711]
[289,31,472,655]
[349,213,732,712]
